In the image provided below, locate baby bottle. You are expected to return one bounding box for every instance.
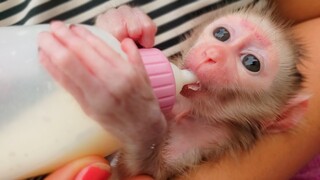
[0,25,196,179]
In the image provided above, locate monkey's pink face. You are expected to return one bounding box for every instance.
[183,15,279,95]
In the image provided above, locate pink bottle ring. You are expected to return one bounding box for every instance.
[139,48,176,112]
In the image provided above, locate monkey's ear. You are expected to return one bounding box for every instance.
[264,93,310,133]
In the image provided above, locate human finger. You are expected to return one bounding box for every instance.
[45,156,110,180]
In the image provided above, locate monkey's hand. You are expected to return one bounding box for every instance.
[95,5,157,48]
[38,21,166,145]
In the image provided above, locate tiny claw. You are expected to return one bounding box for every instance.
[69,24,76,29]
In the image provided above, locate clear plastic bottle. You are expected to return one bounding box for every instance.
[0,25,196,179]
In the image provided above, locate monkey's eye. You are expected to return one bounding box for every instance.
[242,54,260,72]
[213,27,230,41]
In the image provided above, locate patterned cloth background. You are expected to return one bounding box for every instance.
[0,0,258,58]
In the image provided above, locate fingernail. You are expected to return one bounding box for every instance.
[75,163,111,180]
[69,24,76,30]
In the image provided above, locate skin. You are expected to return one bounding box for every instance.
[41,3,309,179]
[275,0,320,23]
[45,156,109,180]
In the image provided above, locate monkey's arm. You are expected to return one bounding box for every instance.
[176,16,320,180]
[38,21,167,179]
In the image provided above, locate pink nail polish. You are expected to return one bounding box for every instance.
[76,163,111,180]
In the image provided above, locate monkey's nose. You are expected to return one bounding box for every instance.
[205,57,217,64]
[204,47,223,63]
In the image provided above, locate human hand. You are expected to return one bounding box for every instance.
[45,156,153,180]
[95,5,157,48]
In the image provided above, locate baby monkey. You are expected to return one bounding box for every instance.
[38,3,308,180]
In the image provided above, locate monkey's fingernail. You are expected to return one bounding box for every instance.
[75,163,111,180]
[69,24,76,29]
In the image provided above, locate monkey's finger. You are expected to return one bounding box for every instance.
[38,48,82,100]
[133,7,157,48]
[38,47,64,85]
[38,31,99,98]
[50,21,116,78]
[38,47,96,115]
[95,8,127,41]
[68,24,135,85]
[56,24,143,104]
[121,38,147,74]
[69,24,126,66]
[118,5,142,40]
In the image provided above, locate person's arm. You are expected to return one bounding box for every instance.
[45,156,110,180]
[176,15,320,180]
[45,156,152,180]
[273,0,320,23]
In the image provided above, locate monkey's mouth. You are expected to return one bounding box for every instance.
[180,81,201,97]
[186,81,201,91]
